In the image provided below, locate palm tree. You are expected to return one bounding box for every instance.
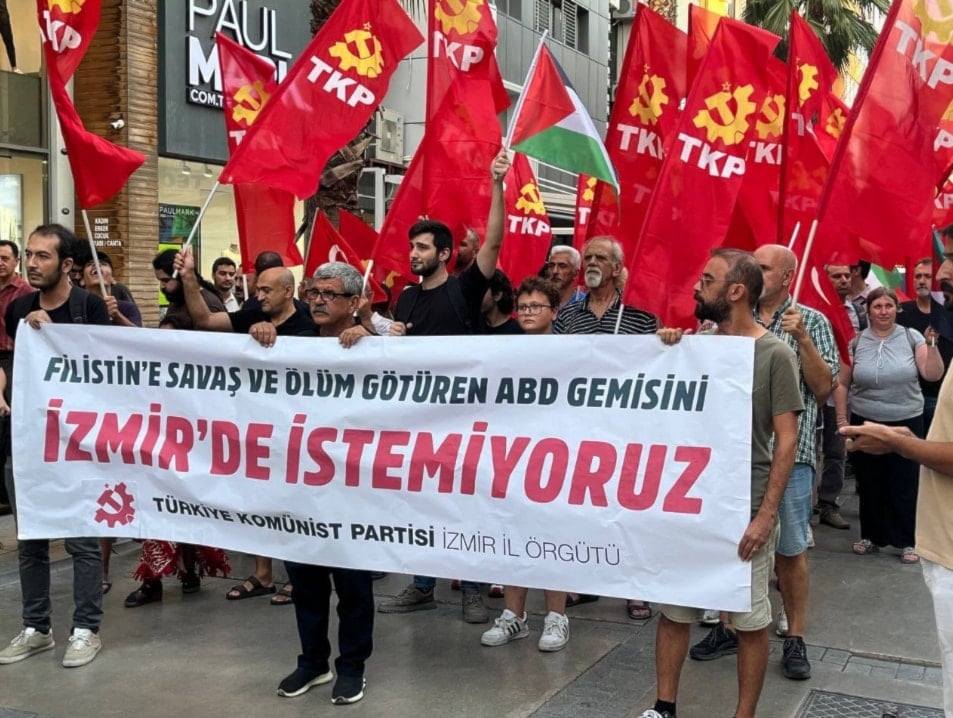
[743,0,890,72]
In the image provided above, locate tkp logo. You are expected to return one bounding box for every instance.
[914,0,953,45]
[825,106,846,139]
[94,482,136,528]
[692,84,756,146]
[755,93,785,141]
[232,81,271,126]
[435,0,484,36]
[515,182,546,216]
[582,176,597,203]
[796,61,819,104]
[629,71,669,126]
[48,0,86,14]
[329,26,384,79]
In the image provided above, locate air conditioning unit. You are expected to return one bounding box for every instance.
[369,108,404,165]
[612,0,637,20]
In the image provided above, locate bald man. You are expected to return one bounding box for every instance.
[692,244,837,681]
[174,248,315,344]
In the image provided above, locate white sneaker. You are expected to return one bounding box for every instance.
[0,627,55,664]
[776,606,789,637]
[62,628,101,667]
[806,525,815,548]
[480,609,528,646]
[700,609,720,626]
[538,611,569,652]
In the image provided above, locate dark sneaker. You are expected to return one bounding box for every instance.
[181,571,201,594]
[689,622,738,661]
[637,710,675,718]
[819,506,850,530]
[124,580,163,608]
[782,636,811,680]
[377,584,436,613]
[277,667,333,697]
[462,588,488,623]
[331,674,366,705]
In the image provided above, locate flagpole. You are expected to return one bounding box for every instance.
[786,221,800,251]
[361,260,374,296]
[172,181,220,277]
[791,219,818,305]
[503,30,549,150]
[79,209,108,297]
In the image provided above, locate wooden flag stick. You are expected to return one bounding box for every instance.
[80,209,108,297]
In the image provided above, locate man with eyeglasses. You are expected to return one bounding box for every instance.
[276,261,376,706]
[546,245,584,309]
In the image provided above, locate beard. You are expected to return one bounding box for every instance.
[941,279,953,309]
[584,268,603,289]
[28,266,62,291]
[412,255,440,278]
[162,283,185,304]
[694,292,731,324]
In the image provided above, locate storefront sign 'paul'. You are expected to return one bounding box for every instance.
[186,0,292,109]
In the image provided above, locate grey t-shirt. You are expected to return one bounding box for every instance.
[751,333,803,515]
[849,326,925,421]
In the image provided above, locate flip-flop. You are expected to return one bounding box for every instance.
[270,583,294,606]
[226,575,276,600]
[626,600,653,620]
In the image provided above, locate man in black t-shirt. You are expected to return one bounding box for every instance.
[1,224,109,670]
[390,150,510,337]
[379,150,510,623]
[175,248,314,346]
[173,247,312,602]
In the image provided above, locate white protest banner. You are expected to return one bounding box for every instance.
[12,326,754,610]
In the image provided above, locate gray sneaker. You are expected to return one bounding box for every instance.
[0,627,55,664]
[62,628,101,668]
[819,506,850,530]
[377,584,436,613]
[462,588,488,623]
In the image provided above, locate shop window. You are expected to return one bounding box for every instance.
[0,152,48,253]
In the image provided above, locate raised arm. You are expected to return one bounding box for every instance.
[174,248,232,332]
[476,149,510,279]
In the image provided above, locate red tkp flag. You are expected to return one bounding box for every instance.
[37,2,145,208]
[338,210,378,259]
[736,57,787,247]
[817,0,953,269]
[217,33,302,272]
[687,3,721,89]
[625,18,780,328]
[305,211,387,303]
[373,73,503,287]
[220,0,423,198]
[935,175,953,229]
[594,4,687,252]
[37,0,101,82]
[499,153,552,283]
[794,257,856,365]
[573,175,596,250]
[428,0,509,120]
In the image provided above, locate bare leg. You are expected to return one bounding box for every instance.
[254,556,273,584]
[544,590,567,614]
[735,627,769,718]
[503,586,528,616]
[98,538,113,585]
[775,552,808,637]
[655,615,690,702]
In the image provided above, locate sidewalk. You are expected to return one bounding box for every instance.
[0,488,945,718]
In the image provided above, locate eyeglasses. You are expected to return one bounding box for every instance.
[306,288,353,301]
[516,303,554,314]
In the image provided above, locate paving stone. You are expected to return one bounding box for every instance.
[819,648,850,666]
[923,666,945,686]
[895,663,926,681]
[841,661,872,676]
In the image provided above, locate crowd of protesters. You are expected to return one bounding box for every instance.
[0,153,950,717]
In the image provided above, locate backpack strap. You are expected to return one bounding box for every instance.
[68,287,87,324]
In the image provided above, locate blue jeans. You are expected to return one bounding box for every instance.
[5,460,103,632]
[414,576,479,591]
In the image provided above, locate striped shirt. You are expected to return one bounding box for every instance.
[554,291,659,335]
[755,297,839,467]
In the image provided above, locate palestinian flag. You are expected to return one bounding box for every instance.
[507,42,618,192]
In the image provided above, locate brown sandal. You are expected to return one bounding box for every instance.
[270,583,293,606]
